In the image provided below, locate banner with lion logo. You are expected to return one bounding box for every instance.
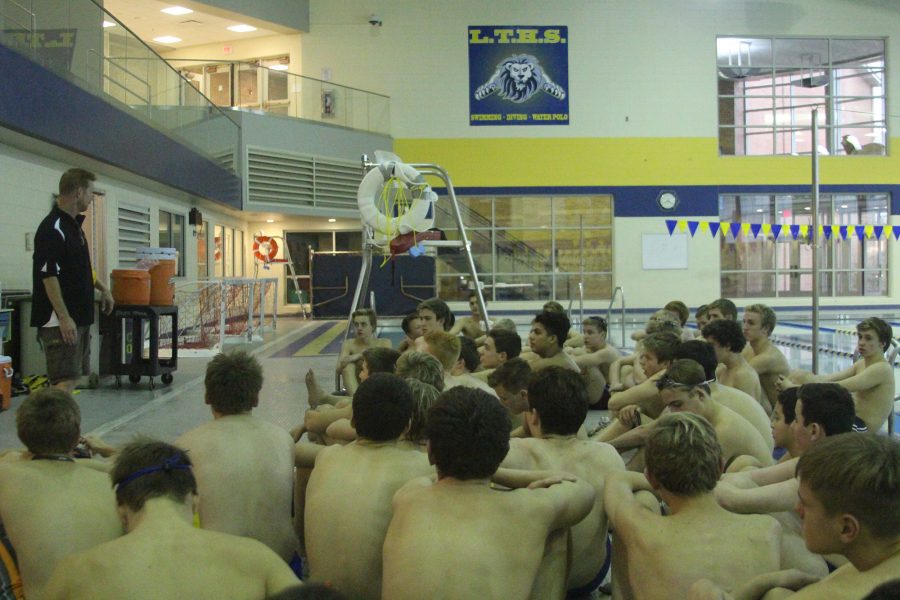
[468,26,569,126]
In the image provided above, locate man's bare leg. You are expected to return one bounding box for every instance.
[293,466,312,558]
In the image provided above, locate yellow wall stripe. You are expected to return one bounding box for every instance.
[395,137,900,188]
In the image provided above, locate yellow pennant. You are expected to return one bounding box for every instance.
[864,225,874,239]
[831,225,840,238]
[741,223,752,236]
[699,221,710,232]
[761,223,772,236]
[678,220,687,232]
[799,225,809,238]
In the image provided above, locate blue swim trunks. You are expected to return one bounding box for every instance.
[565,534,612,599]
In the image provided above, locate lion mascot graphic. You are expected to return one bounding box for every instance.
[474,54,566,104]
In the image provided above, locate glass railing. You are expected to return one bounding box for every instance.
[0,0,239,172]
[166,59,391,135]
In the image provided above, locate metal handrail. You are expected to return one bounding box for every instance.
[606,286,626,347]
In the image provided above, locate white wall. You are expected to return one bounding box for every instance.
[302,0,900,139]
[161,34,302,73]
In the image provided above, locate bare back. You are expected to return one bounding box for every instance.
[383,477,585,600]
[710,403,774,467]
[622,505,781,599]
[718,361,768,413]
[786,551,900,599]
[0,460,121,599]
[176,416,297,560]
[503,438,625,589]
[712,384,775,451]
[744,341,790,411]
[305,442,433,600]
[44,519,298,600]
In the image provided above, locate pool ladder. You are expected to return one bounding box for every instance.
[606,286,626,348]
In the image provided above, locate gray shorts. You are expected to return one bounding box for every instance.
[39,326,91,384]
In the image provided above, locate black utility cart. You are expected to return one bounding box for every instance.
[101,305,177,390]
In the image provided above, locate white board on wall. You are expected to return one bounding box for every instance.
[642,233,688,270]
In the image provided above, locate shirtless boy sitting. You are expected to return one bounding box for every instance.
[714,383,856,578]
[706,298,738,322]
[740,304,790,412]
[488,357,532,435]
[305,374,433,600]
[176,350,299,567]
[604,412,782,600]
[605,331,681,419]
[692,434,900,600]
[674,340,774,452]
[656,359,773,468]
[703,319,769,413]
[0,389,121,599]
[525,310,580,373]
[396,312,422,353]
[473,326,522,382]
[779,317,895,432]
[570,316,622,408]
[43,440,298,600]
[500,367,625,597]
[423,331,497,396]
[382,387,594,600]
[449,292,489,340]
[413,298,454,352]
[336,308,391,395]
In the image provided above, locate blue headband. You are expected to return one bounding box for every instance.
[115,455,192,492]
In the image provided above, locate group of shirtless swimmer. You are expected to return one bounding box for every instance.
[0,294,897,600]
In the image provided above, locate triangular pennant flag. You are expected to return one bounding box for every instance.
[741,223,752,236]
[687,221,700,237]
[855,225,866,240]
[761,224,772,237]
[893,226,900,240]
[874,225,883,240]
[831,225,840,239]
[678,220,688,232]
[789,225,800,239]
[864,225,874,239]
[771,224,782,240]
[699,221,710,233]
[665,219,677,235]
[822,226,832,240]
[839,226,848,240]
[750,223,762,238]
[709,222,721,238]
[799,225,809,239]
[817,226,824,238]
[729,222,741,238]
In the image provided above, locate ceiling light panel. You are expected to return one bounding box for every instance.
[227,24,257,33]
[161,6,193,16]
[153,36,182,44]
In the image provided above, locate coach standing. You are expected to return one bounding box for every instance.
[31,168,114,393]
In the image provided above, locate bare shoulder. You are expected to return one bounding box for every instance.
[393,475,433,506]
[377,338,392,348]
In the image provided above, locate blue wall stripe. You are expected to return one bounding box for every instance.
[433,184,900,217]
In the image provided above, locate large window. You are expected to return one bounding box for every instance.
[159,210,185,276]
[434,196,613,302]
[720,193,888,297]
[717,37,886,156]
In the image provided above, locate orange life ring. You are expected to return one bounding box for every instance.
[253,236,279,262]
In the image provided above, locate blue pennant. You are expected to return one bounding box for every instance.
[750,223,762,238]
[665,220,677,235]
[709,222,721,238]
[874,226,883,240]
[771,224,782,240]
[729,222,741,238]
[789,225,800,239]
[855,225,866,241]
[687,221,699,237]
[822,226,832,240]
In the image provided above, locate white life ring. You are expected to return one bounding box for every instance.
[357,158,436,243]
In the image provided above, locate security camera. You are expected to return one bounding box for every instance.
[368,14,382,27]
